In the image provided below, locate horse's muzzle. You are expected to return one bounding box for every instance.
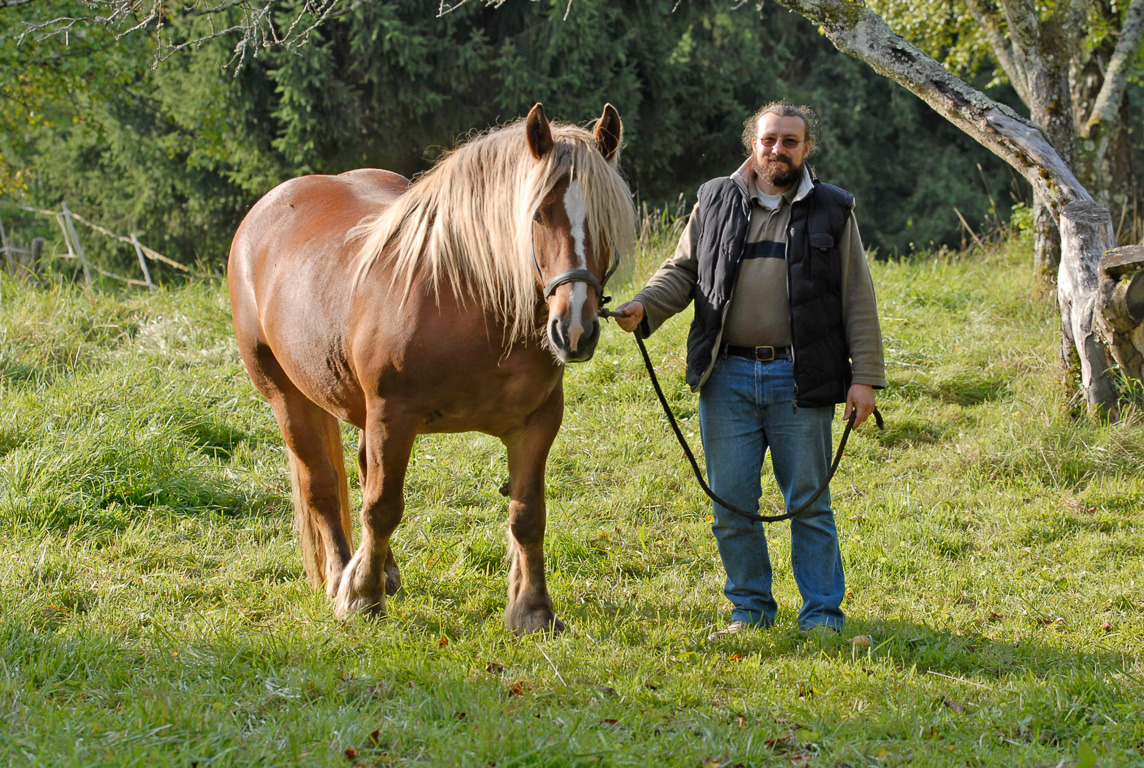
[548,316,600,363]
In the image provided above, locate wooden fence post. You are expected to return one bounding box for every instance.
[59,202,93,287]
[16,202,184,287]
[0,213,14,274]
[131,233,155,291]
[27,238,44,284]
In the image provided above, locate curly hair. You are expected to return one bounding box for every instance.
[741,102,819,156]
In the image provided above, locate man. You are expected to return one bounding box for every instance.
[615,102,885,638]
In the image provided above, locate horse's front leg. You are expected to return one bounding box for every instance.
[502,388,564,635]
[358,433,402,596]
[334,410,415,618]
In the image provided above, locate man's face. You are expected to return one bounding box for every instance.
[751,113,811,191]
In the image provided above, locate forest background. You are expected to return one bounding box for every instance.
[3,0,1141,275]
[2,3,1144,765]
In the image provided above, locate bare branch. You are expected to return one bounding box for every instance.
[438,0,502,17]
[11,0,361,70]
[1084,0,1144,138]
[963,0,1030,103]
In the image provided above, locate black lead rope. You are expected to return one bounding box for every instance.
[621,326,883,523]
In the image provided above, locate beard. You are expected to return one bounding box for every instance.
[754,154,802,189]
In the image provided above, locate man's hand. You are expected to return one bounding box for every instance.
[844,384,876,427]
[614,300,645,333]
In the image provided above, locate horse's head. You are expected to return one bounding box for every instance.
[526,103,625,364]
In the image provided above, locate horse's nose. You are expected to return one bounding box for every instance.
[571,317,600,356]
[548,316,566,349]
[568,317,585,351]
[548,316,600,362]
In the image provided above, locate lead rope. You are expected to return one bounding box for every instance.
[612,321,883,523]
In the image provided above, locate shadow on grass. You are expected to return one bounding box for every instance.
[0,359,44,388]
[873,415,950,448]
[833,616,1120,681]
[891,373,1011,407]
[1,616,636,767]
[180,417,254,461]
[0,424,27,460]
[563,591,1132,689]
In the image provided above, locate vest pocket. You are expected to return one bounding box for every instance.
[809,233,834,250]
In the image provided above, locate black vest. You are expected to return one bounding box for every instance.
[688,176,855,407]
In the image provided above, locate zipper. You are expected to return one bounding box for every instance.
[702,196,752,389]
[787,224,798,411]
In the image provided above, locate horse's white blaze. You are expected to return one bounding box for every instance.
[567,283,589,350]
[562,179,591,351]
[564,179,589,269]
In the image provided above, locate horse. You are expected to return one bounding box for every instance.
[227,104,635,634]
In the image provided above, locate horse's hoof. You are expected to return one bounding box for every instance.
[324,564,346,601]
[383,548,401,595]
[384,567,401,596]
[509,610,565,636]
[333,554,386,618]
[334,597,385,620]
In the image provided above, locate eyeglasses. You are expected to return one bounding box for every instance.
[757,136,805,150]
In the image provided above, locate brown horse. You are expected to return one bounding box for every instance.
[228,104,635,633]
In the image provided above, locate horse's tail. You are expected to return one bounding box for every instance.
[287,417,353,590]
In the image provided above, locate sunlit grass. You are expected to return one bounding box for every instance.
[0,232,1141,767]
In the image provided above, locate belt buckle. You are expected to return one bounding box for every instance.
[754,345,776,362]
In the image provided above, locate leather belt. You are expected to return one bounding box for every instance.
[722,344,792,362]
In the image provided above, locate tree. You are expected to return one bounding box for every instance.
[761,0,1143,413]
[453,0,1144,412]
[0,1,292,265]
[4,0,1017,264]
[869,0,1144,288]
[6,0,1141,411]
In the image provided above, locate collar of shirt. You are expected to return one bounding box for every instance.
[752,185,786,211]
[731,158,815,206]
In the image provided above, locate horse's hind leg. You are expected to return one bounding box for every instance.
[241,345,354,595]
[282,409,355,595]
[358,433,401,595]
[502,391,564,635]
[335,409,415,618]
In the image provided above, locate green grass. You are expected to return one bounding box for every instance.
[0,234,1142,767]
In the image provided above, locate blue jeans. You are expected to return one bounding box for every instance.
[698,354,845,631]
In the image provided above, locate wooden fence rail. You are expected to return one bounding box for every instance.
[0,202,197,292]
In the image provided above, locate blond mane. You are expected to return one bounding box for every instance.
[350,119,636,345]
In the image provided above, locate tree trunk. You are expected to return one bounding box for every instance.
[768,0,1134,412]
[1106,102,1141,243]
[1033,192,1060,296]
[1096,245,1144,387]
[1058,202,1119,415]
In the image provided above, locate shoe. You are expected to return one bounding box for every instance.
[706,620,758,642]
[801,624,841,639]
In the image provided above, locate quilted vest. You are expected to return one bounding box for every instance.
[688,176,855,407]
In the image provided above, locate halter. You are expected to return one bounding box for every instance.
[530,217,620,310]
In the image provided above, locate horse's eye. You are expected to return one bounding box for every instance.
[533,210,545,224]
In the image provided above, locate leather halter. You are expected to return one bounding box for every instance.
[530,213,619,309]
[536,259,619,311]
[541,264,614,300]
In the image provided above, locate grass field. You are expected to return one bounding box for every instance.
[0,229,1141,767]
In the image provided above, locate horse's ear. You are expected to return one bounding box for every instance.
[526,103,554,160]
[594,103,622,164]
